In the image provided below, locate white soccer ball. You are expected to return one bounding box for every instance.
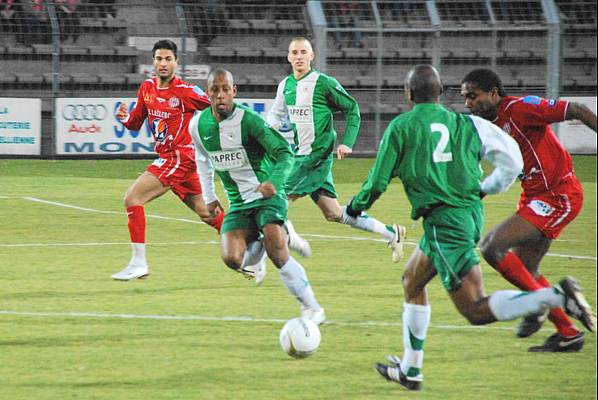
[279,317,321,359]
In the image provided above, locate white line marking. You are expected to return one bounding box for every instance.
[22,197,203,224]
[0,310,522,331]
[12,197,597,261]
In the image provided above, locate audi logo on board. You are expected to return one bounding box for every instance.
[62,104,108,121]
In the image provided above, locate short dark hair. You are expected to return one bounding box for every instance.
[462,68,507,96]
[152,39,178,59]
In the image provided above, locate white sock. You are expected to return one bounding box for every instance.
[401,303,431,378]
[340,207,395,241]
[241,239,266,268]
[130,242,147,266]
[278,257,321,311]
[488,287,564,321]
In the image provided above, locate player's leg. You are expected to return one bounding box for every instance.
[374,247,435,391]
[182,194,224,232]
[449,265,596,334]
[173,164,224,233]
[280,194,312,258]
[112,171,170,280]
[218,207,266,281]
[480,213,550,288]
[316,192,406,262]
[258,197,325,325]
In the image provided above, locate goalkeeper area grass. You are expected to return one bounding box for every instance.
[0,157,595,400]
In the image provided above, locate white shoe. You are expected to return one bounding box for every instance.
[288,231,312,257]
[301,306,326,326]
[389,224,406,263]
[240,255,267,285]
[112,264,149,280]
[286,220,312,257]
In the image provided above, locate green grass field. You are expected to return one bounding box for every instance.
[0,157,596,400]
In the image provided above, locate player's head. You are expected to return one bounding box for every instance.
[207,68,237,120]
[152,40,178,81]
[288,37,314,76]
[461,69,506,120]
[404,64,443,104]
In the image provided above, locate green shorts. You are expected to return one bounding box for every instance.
[220,195,288,234]
[419,203,484,292]
[284,153,337,202]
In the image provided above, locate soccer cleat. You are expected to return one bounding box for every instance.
[388,224,407,263]
[528,331,585,352]
[111,264,149,281]
[559,276,596,332]
[240,254,267,285]
[301,306,326,326]
[516,311,547,338]
[286,220,312,257]
[374,357,422,391]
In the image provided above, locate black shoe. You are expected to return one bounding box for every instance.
[374,357,422,391]
[516,312,547,338]
[559,277,596,332]
[528,332,585,352]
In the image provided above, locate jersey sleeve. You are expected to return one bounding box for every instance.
[123,81,149,130]
[266,80,289,129]
[180,85,211,111]
[189,112,218,204]
[249,114,294,192]
[325,76,361,149]
[469,115,523,195]
[350,121,400,212]
[517,96,568,127]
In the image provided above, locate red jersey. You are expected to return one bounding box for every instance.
[494,95,571,195]
[123,76,210,155]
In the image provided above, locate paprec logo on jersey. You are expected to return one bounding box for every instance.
[152,118,168,142]
[62,104,108,121]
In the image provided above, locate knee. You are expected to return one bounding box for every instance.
[462,311,487,326]
[123,193,137,208]
[265,244,288,268]
[221,253,243,271]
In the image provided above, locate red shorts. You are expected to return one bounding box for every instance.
[517,175,583,239]
[147,146,202,201]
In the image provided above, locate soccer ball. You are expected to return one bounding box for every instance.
[279,317,321,359]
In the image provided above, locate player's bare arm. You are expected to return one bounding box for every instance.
[566,102,597,133]
[336,144,352,159]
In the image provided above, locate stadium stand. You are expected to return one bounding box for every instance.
[0,0,596,156]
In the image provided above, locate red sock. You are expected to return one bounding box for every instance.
[208,211,225,234]
[127,205,145,243]
[536,275,579,337]
[495,252,543,291]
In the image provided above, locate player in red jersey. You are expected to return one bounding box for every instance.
[461,69,597,352]
[112,39,224,281]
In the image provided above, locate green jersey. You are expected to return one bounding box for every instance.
[189,104,294,209]
[267,69,360,158]
[352,103,523,220]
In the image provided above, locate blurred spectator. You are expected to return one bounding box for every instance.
[326,1,363,49]
[55,0,80,43]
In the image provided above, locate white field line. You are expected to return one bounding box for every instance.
[0,309,524,332]
[9,197,597,261]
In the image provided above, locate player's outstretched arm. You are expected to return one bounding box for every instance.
[566,102,597,133]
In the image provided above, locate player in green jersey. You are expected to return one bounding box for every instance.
[346,65,595,390]
[189,68,325,325]
[267,37,406,263]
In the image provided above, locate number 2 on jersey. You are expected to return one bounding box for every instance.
[430,123,453,163]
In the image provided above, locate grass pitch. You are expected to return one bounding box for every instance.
[0,157,596,400]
